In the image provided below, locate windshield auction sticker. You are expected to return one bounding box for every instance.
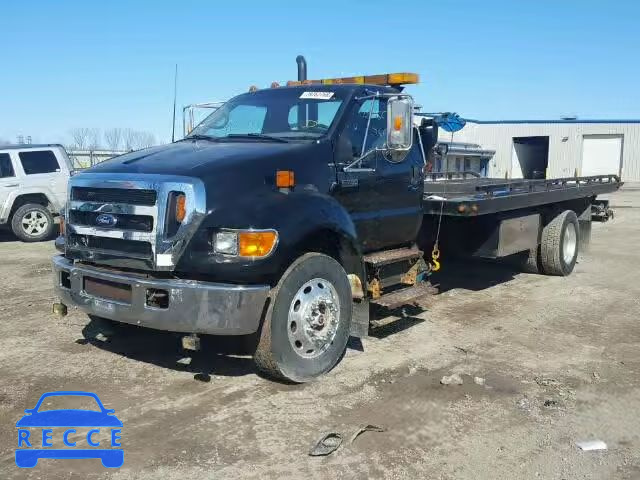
[299,91,334,100]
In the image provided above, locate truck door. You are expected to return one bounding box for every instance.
[374,142,424,249]
[332,97,424,252]
[331,100,384,252]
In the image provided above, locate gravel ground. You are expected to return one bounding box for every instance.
[1,188,639,480]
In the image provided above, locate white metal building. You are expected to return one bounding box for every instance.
[438,120,640,182]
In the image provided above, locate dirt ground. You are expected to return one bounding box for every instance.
[1,187,639,480]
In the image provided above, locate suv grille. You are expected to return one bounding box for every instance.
[71,187,157,206]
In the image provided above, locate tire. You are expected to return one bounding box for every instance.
[539,210,580,276]
[11,203,54,242]
[521,247,542,274]
[506,247,541,274]
[254,253,352,383]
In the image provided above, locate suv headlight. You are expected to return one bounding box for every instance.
[213,229,278,258]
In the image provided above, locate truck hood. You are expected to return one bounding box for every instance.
[86,139,314,178]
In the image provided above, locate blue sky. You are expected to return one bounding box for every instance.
[1,0,639,145]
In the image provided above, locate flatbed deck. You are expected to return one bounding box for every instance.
[422,174,622,216]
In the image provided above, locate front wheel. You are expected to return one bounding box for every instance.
[254,253,352,383]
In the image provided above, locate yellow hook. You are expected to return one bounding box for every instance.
[430,245,441,272]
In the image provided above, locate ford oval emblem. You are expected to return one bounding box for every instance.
[96,213,118,228]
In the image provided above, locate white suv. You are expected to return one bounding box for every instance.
[0,144,72,242]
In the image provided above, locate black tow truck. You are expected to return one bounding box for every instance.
[52,60,622,382]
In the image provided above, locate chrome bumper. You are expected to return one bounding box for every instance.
[52,255,269,335]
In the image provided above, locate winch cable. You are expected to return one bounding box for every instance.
[430,129,455,272]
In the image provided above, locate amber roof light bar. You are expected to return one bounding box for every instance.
[284,72,419,88]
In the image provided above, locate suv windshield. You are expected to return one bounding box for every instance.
[188,88,347,141]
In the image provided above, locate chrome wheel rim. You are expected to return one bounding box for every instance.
[21,210,48,236]
[563,223,577,264]
[287,277,341,359]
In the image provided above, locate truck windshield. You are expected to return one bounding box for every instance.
[188,89,347,141]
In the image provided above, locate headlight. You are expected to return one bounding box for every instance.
[214,231,239,255]
[213,230,278,258]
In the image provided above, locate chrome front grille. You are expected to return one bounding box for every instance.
[68,209,154,232]
[65,173,206,271]
[71,186,157,206]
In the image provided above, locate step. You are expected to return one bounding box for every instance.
[364,247,422,268]
[370,283,437,309]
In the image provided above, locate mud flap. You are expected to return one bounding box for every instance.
[349,299,369,338]
[577,203,592,253]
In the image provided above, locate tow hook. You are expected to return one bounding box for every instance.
[181,333,201,351]
[52,302,68,317]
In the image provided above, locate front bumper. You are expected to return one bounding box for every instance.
[52,255,269,335]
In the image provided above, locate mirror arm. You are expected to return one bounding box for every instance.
[358,98,376,167]
[415,126,427,166]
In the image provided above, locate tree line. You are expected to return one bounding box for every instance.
[0,128,158,151]
[69,128,157,151]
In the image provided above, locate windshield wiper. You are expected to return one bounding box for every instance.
[181,134,220,142]
[223,133,289,143]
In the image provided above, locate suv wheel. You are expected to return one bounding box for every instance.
[11,203,54,242]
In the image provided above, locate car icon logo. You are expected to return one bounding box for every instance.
[15,391,123,468]
[95,214,117,228]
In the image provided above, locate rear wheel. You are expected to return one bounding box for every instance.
[11,203,54,242]
[254,253,352,382]
[540,210,579,276]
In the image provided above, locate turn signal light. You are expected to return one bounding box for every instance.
[175,194,186,223]
[238,231,278,257]
[276,170,295,188]
[59,216,65,235]
[394,115,403,131]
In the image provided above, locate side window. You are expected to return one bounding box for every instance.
[0,153,15,178]
[338,98,388,162]
[19,150,60,175]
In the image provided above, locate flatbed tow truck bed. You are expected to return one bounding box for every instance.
[422,174,622,216]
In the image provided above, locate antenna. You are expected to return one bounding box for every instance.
[171,64,178,142]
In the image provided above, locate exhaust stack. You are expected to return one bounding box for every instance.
[296,55,307,82]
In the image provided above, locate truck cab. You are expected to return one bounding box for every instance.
[53,72,437,382]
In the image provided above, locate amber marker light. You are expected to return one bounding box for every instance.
[175,194,186,223]
[276,170,295,188]
[238,231,278,258]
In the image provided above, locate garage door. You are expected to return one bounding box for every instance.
[581,135,623,177]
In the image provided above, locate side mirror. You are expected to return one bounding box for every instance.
[386,97,413,151]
